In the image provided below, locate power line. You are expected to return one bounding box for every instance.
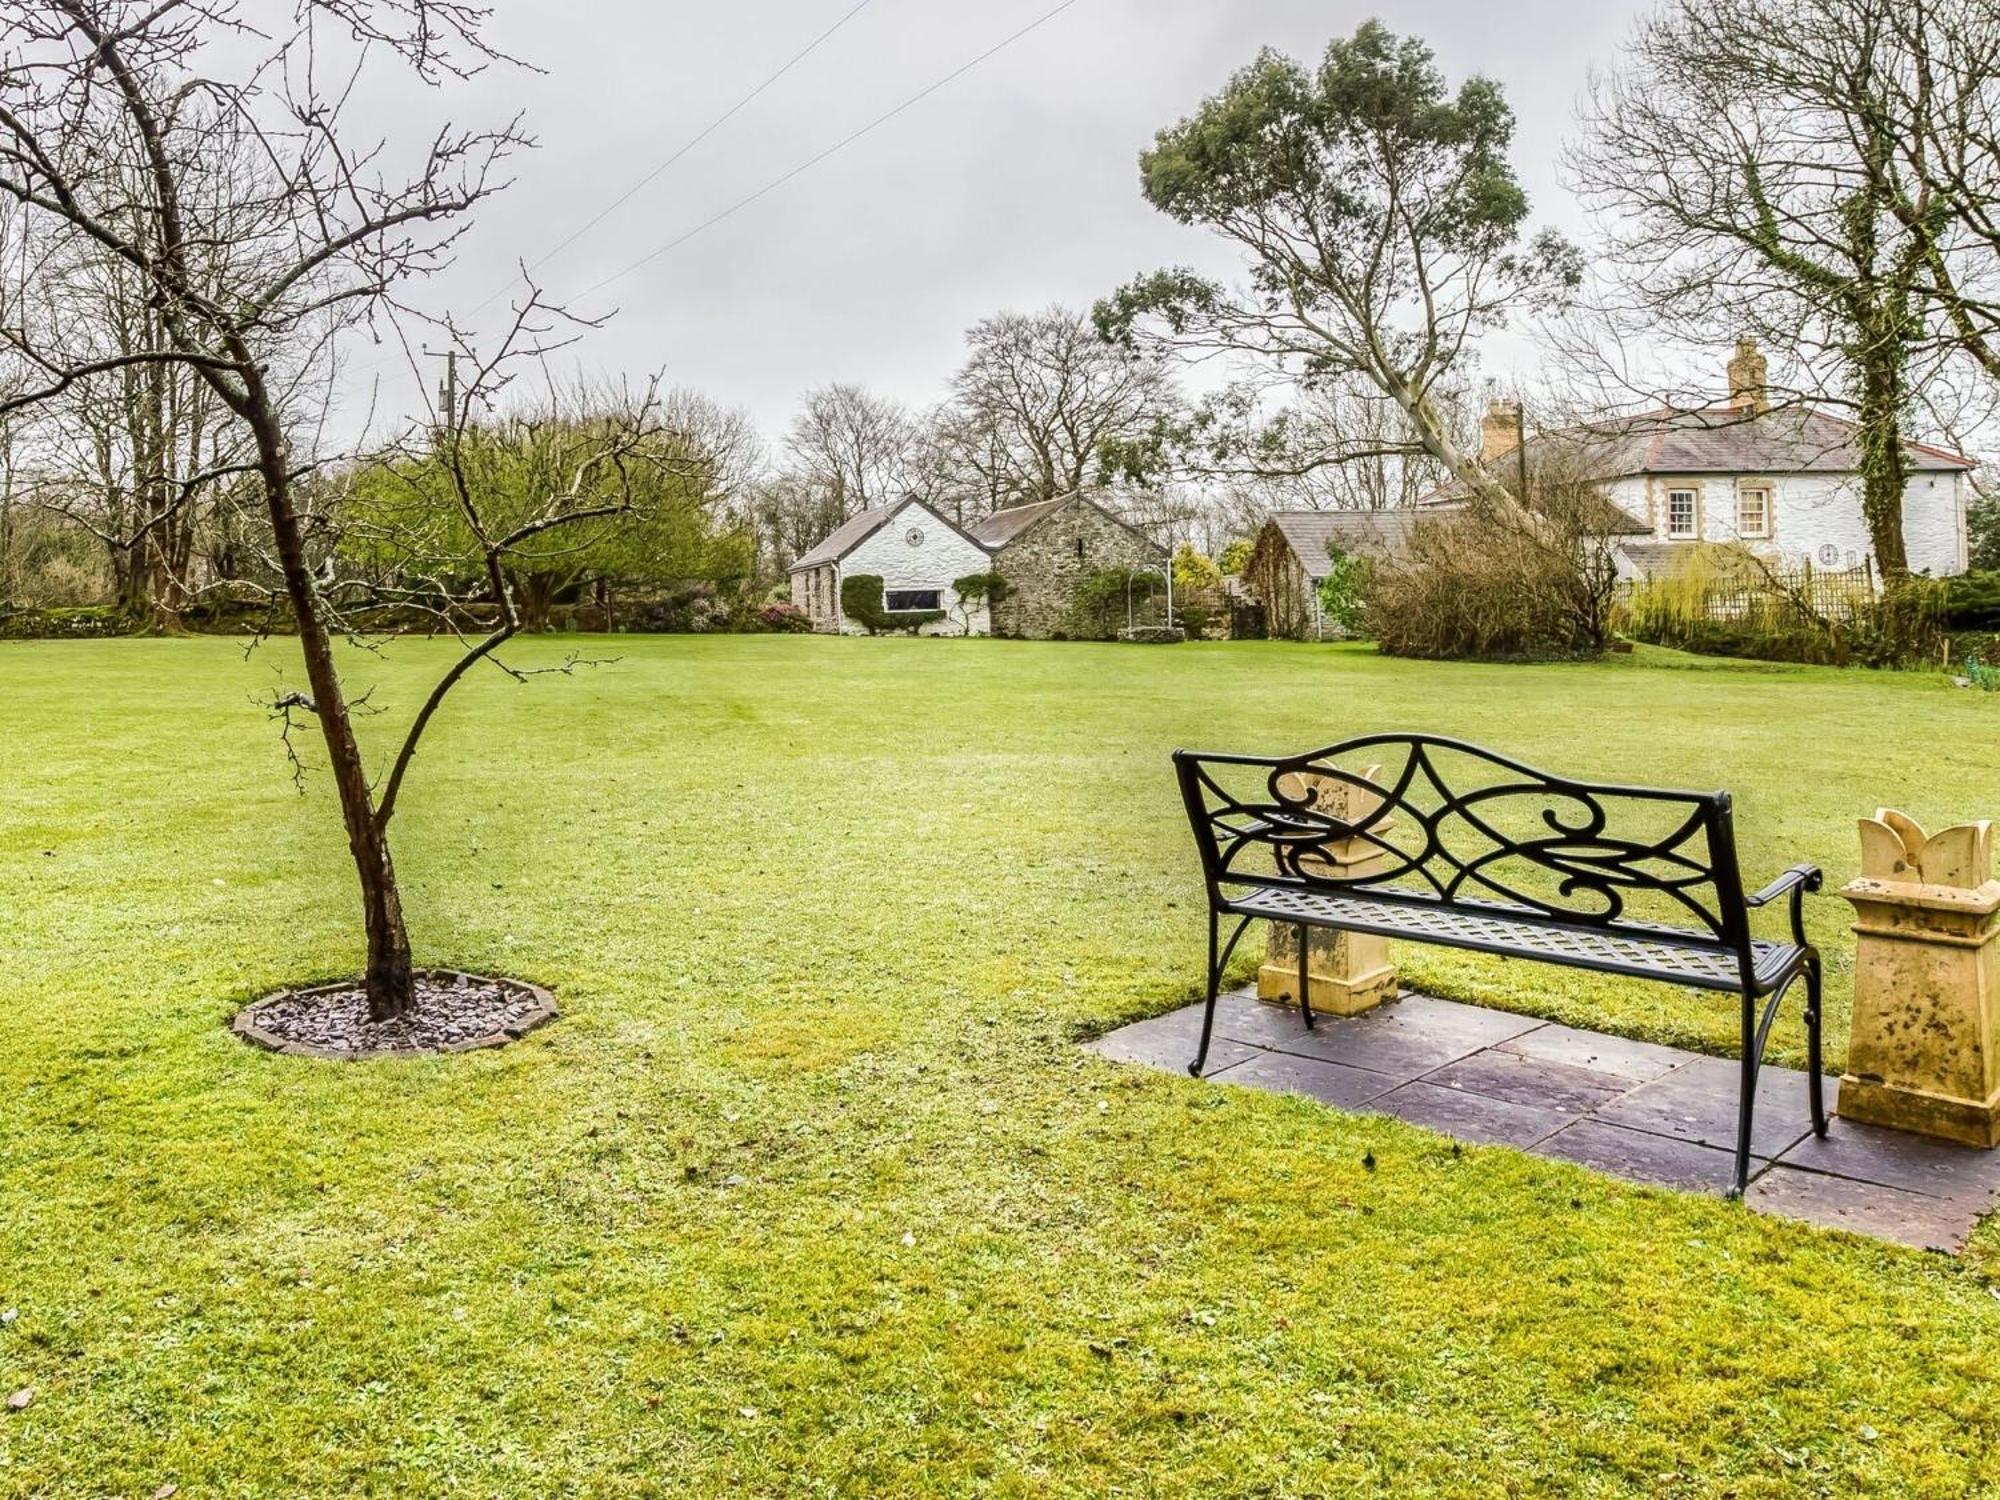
[574,0,1085,301]
[494,0,880,300]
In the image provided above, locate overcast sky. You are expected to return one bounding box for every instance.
[352,0,1654,445]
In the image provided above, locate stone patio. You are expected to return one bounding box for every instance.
[1089,987,2000,1251]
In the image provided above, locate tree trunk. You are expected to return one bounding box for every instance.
[1852,309,1912,581]
[251,400,416,1021]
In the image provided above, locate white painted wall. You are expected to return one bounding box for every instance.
[1609,470,1969,577]
[837,499,994,636]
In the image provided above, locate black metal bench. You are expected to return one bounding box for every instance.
[1173,732,1826,1195]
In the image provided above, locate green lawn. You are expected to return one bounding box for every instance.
[4,635,2000,1497]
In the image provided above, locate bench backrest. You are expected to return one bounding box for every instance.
[1174,732,1751,946]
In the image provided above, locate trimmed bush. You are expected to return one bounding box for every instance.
[840,574,943,634]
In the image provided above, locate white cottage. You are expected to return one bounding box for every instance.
[1435,341,1977,579]
[787,496,994,635]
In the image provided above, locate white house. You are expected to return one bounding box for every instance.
[788,496,994,635]
[1436,340,1977,580]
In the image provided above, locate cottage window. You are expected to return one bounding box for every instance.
[1737,485,1771,539]
[885,589,942,612]
[1666,488,1698,540]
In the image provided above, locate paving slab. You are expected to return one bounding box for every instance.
[1593,1054,1829,1161]
[1086,988,2000,1249]
[1747,1165,1971,1252]
[1426,1049,1636,1117]
[1368,1079,1573,1148]
[1774,1117,2000,1206]
[1207,1050,1401,1110]
[1086,1011,1257,1075]
[1259,994,1544,1080]
[1535,1119,1757,1197]
[1496,1022,1689,1083]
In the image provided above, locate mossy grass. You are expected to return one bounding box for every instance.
[3,635,1999,1496]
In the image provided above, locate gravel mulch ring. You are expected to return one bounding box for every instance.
[231,969,556,1059]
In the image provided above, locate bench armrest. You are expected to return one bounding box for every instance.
[1746,864,1823,908]
[1745,863,1822,949]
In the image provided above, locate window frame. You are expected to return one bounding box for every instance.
[884,587,944,613]
[1735,482,1773,540]
[1665,486,1700,541]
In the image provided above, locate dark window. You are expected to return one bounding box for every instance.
[1075,537,1086,560]
[885,589,942,612]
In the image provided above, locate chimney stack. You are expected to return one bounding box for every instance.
[1727,336,1769,414]
[1480,399,1521,464]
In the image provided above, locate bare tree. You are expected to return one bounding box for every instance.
[1568,0,1999,578]
[940,305,1179,511]
[1095,23,1578,522]
[781,383,925,516]
[0,2,649,1021]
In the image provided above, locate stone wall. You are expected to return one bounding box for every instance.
[790,562,840,633]
[989,498,1167,639]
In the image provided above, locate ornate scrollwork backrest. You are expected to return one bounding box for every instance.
[1176,733,1741,940]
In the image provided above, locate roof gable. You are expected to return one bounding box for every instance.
[1265,510,1432,578]
[970,491,1168,558]
[789,497,989,572]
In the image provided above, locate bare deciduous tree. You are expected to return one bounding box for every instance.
[0,2,655,1020]
[1568,0,2000,578]
[940,305,1179,512]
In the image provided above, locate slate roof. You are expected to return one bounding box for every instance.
[967,495,1073,549]
[1551,404,1971,476]
[1422,404,1974,510]
[1619,541,1699,578]
[1268,510,1433,579]
[967,491,1169,557]
[787,502,903,572]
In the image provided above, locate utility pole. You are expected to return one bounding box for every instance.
[422,346,459,427]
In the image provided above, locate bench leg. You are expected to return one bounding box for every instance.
[1733,992,1758,1199]
[1190,910,1221,1077]
[1804,953,1828,1138]
[1189,913,1254,1078]
[1297,923,1316,1030]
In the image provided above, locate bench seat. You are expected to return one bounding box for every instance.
[1226,884,1809,994]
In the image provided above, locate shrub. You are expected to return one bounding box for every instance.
[1176,604,1213,639]
[1971,492,2000,573]
[952,571,1009,606]
[1939,571,2000,630]
[1172,544,1222,593]
[1366,457,1622,661]
[1317,544,1369,638]
[1062,566,1164,640]
[757,601,813,634]
[1218,538,1253,576]
[839,574,944,634]
[1621,546,1948,667]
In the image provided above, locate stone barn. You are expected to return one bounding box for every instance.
[970,493,1169,639]
[1240,510,1424,640]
